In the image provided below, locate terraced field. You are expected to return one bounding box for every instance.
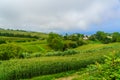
[0,42,120,80]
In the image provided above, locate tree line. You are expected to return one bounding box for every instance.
[0,32,39,39]
[89,31,120,43]
[47,31,120,51]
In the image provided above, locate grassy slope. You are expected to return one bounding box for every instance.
[0,29,51,53]
[16,40,52,53]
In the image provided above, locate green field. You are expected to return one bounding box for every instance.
[0,29,120,80]
[0,42,120,80]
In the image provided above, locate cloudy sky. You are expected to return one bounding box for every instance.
[0,0,120,34]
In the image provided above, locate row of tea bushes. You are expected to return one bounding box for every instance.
[0,55,104,80]
[0,44,26,60]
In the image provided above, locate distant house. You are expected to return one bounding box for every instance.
[83,35,88,40]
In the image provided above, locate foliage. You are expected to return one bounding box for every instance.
[0,55,103,80]
[63,41,78,50]
[76,39,88,46]
[0,37,36,43]
[0,44,26,60]
[86,52,120,80]
[22,70,75,80]
[0,42,120,80]
[64,33,84,41]
[45,49,78,56]
[89,35,97,41]
[0,28,48,39]
[89,31,112,44]
[0,39,6,44]
[74,52,120,80]
[112,32,120,42]
[47,32,64,51]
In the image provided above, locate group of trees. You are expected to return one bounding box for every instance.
[89,31,120,44]
[89,31,112,44]
[0,44,26,60]
[47,31,120,51]
[47,32,87,51]
[0,32,39,39]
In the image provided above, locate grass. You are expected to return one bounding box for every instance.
[20,42,120,80]
[15,40,52,53]
[0,35,120,80]
[0,48,106,80]
[0,29,48,39]
[20,70,76,80]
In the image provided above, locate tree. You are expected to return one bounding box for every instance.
[95,31,107,41]
[89,35,97,41]
[112,32,120,42]
[47,32,64,51]
[90,31,112,44]
[0,44,26,60]
[64,33,68,40]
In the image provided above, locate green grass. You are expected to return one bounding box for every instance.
[0,48,106,80]
[21,42,120,80]
[0,36,36,43]
[20,70,76,80]
[0,42,120,80]
[16,40,52,53]
[0,29,48,39]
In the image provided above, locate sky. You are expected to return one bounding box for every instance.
[0,0,120,34]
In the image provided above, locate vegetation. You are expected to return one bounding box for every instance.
[47,32,64,51]
[0,44,26,60]
[72,51,120,80]
[0,28,120,80]
[0,51,105,80]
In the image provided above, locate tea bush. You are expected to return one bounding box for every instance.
[0,55,104,80]
[45,49,78,56]
[0,44,26,60]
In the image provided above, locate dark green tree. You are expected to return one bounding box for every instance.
[47,32,64,51]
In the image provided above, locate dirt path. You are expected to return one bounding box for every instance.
[56,76,74,80]
[56,74,78,80]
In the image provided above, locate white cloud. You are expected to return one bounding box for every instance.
[0,0,120,32]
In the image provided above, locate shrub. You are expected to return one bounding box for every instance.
[77,39,88,46]
[0,39,6,44]
[0,44,26,60]
[63,41,78,50]
[19,52,30,58]
[45,50,78,56]
[84,52,120,80]
[30,52,42,57]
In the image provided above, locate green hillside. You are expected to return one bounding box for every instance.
[0,29,120,80]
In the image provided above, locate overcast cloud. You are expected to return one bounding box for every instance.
[0,0,120,33]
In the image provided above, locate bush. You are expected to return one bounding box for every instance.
[19,52,30,58]
[63,41,78,50]
[0,44,26,60]
[0,39,6,44]
[30,52,42,57]
[45,50,78,56]
[77,39,88,46]
[85,52,120,80]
